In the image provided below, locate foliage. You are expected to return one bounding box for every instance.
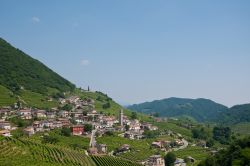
[0,38,75,95]
[199,137,250,166]
[131,112,137,119]
[102,102,111,109]
[9,117,32,127]
[164,152,176,166]
[84,124,93,132]
[213,126,231,144]
[218,104,250,125]
[62,104,73,111]
[0,85,16,106]
[192,127,210,140]
[143,130,160,139]
[61,127,71,137]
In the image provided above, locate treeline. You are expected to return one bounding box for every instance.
[0,38,75,94]
[199,137,250,166]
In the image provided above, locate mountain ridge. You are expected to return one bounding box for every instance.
[128,97,229,122]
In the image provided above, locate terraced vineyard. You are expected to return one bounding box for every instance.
[91,156,142,166]
[0,137,95,166]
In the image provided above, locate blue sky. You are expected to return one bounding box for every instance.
[1,0,250,107]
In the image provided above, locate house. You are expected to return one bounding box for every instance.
[33,121,43,132]
[24,126,35,136]
[71,125,84,135]
[53,121,63,128]
[88,147,98,154]
[97,144,107,153]
[58,118,70,127]
[102,116,116,127]
[58,111,69,118]
[174,158,186,166]
[34,110,46,118]
[124,131,144,140]
[42,120,54,128]
[151,141,163,149]
[18,109,31,116]
[148,155,165,166]
[116,144,130,154]
[0,121,11,130]
[46,112,56,119]
[0,109,10,117]
[0,130,11,137]
[18,109,32,119]
[71,110,83,118]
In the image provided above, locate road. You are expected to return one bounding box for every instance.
[173,139,188,151]
[89,129,96,147]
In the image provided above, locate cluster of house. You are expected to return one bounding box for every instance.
[151,139,184,152]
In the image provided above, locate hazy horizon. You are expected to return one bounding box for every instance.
[1,1,250,107]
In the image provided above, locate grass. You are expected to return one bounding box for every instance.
[0,85,16,107]
[152,121,192,138]
[173,146,210,164]
[96,134,160,161]
[20,90,58,109]
[30,129,90,150]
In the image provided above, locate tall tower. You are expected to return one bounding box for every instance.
[119,109,123,127]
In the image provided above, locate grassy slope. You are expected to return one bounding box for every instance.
[96,134,157,161]
[173,146,210,165]
[20,90,58,109]
[30,129,90,150]
[73,89,151,121]
[0,85,16,107]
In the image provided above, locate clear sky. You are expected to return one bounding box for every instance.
[1,0,250,107]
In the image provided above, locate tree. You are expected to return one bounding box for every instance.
[125,124,130,131]
[131,112,137,119]
[102,102,111,109]
[164,152,176,166]
[213,126,231,144]
[192,127,209,140]
[62,104,73,111]
[84,124,92,132]
[61,127,71,137]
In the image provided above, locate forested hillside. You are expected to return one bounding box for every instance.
[128,97,228,122]
[0,38,75,94]
[218,104,250,125]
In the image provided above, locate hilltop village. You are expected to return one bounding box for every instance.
[0,93,193,166]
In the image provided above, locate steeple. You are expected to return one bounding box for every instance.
[119,109,123,127]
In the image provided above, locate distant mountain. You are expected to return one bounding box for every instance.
[218,103,250,125]
[0,37,75,94]
[128,97,228,122]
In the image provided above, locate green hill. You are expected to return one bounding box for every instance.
[221,104,250,124]
[128,97,228,122]
[0,37,75,95]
